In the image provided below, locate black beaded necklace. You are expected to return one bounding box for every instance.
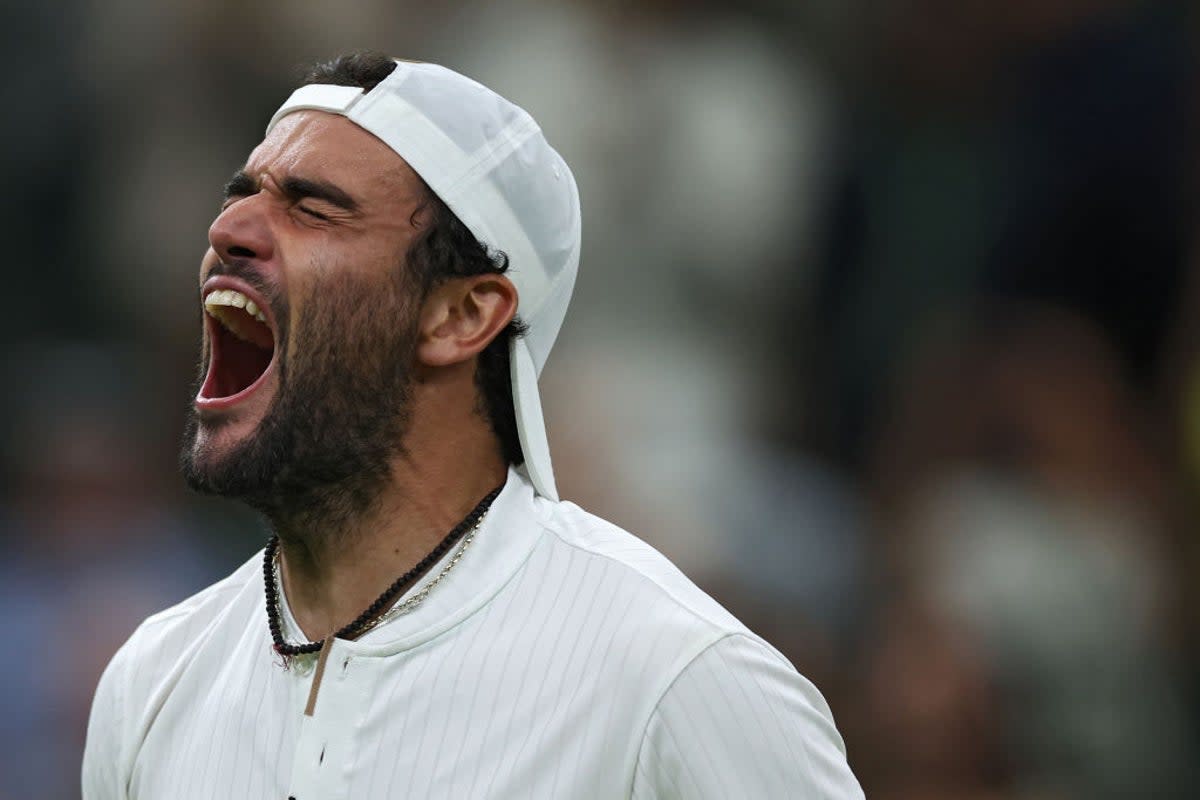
[263,485,502,657]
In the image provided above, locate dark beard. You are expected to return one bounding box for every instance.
[180,262,418,532]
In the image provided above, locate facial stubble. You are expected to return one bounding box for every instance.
[181,262,420,533]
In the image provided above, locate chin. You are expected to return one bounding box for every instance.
[180,409,273,500]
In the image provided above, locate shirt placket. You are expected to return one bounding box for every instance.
[285,640,375,800]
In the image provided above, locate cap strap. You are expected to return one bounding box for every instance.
[265,84,366,134]
[511,337,558,501]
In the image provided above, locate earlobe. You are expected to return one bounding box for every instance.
[415,275,518,368]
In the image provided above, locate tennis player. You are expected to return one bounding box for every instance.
[82,52,863,799]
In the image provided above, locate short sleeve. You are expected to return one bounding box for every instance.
[82,641,131,800]
[631,634,864,799]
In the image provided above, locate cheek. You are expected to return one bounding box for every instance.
[296,241,413,314]
[275,240,336,358]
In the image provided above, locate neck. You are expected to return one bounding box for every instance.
[272,416,508,642]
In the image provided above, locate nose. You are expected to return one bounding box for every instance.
[208,194,276,264]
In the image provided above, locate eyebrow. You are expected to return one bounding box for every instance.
[223,169,361,213]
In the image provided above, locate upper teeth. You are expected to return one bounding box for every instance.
[205,289,266,322]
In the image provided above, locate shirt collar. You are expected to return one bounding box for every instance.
[276,465,548,657]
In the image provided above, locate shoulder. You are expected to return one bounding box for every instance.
[536,497,749,636]
[529,499,864,797]
[83,553,264,798]
[633,632,865,798]
[520,496,796,692]
[126,551,263,656]
[87,552,263,729]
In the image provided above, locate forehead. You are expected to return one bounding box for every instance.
[246,110,424,203]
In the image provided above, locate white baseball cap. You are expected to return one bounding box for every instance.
[266,59,581,501]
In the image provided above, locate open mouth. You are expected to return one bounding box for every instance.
[198,287,277,404]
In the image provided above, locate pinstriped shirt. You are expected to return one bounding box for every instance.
[82,468,863,798]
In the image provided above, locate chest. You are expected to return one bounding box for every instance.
[129,635,645,800]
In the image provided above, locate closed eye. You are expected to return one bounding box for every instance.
[219,169,359,219]
[298,205,329,221]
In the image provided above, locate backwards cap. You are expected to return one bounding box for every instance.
[267,60,580,500]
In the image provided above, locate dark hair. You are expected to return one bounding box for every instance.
[302,52,527,465]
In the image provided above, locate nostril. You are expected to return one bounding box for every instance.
[228,245,255,258]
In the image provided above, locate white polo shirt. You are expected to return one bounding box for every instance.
[83,468,863,799]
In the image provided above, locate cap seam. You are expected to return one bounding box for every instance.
[443,113,543,198]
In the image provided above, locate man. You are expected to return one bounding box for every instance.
[83,52,863,798]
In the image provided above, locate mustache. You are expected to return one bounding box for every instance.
[206,258,273,295]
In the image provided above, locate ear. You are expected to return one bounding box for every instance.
[416,274,518,367]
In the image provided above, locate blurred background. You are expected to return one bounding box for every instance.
[2,0,1199,796]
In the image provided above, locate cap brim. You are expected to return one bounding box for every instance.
[511,336,557,501]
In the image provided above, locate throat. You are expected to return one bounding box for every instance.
[265,484,502,653]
